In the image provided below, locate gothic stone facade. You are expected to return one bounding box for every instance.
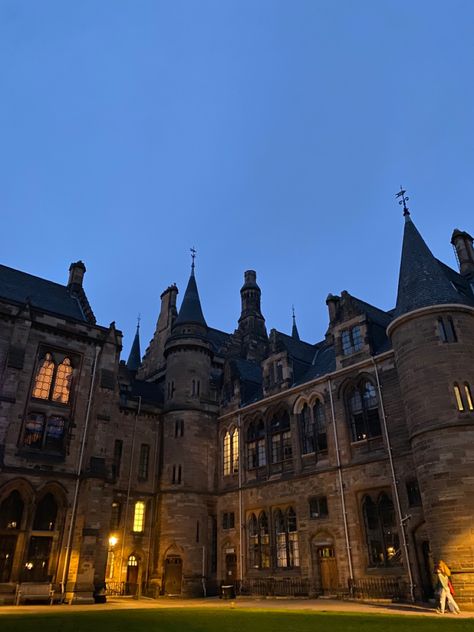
[0,218,473,605]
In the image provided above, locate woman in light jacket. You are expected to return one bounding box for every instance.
[436,560,461,614]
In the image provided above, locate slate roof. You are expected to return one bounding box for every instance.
[130,379,163,405]
[207,327,231,354]
[394,216,474,317]
[174,271,207,327]
[0,263,88,321]
[296,341,336,385]
[126,325,142,372]
[274,331,316,364]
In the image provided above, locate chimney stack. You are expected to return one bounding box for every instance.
[68,261,86,288]
[451,229,474,277]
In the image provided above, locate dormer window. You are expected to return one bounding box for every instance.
[341,326,363,356]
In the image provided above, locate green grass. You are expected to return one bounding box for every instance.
[0,608,471,632]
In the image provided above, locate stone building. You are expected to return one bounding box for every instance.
[0,209,473,604]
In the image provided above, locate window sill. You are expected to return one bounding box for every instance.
[30,398,70,408]
[17,448,66,462]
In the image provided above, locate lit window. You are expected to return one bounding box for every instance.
[133,501,145,532]
[465,383,473,411]
[52,358,73,403]
[32,354,55,399]
[454,384,464,411]
[223,431,231,476]
[232,429,239,473]
[274,507,299,568]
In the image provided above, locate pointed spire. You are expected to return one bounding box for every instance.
[291,305,300,340]
[174,251,207,327]
[126,316,142,372]
[394,213,466,318]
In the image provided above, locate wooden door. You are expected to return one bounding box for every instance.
[318,547,338,592]
[225,553,237,583]
[164,556,182,595]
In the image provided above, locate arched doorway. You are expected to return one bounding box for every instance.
[163,556,182,595]
[126,554,140,595]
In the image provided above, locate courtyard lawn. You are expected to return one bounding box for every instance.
[0,608,472,632]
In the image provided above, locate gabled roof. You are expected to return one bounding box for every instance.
[0,264,89,322]
[273,330,316,364]
[174,271,207,327]
[296,341,336,385]
[207,327,231,353]
[394,216,474,318]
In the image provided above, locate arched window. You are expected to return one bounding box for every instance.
[270,411,292,470]
[33,494,58,531]
[313,400,327,453]
[223,431,231,475]
[0,491,24,529]
[246,420,266,469]
[248,511,270,570]
[274,507,299,568]
[32,353,55,400]
[128,554,138,567]
[52,358,73,403]
[248,513,258,568]
[347,381,381,442]
[362,493,401,567]
[299,404,313,454]
[465,383,474,411]
[223,428,240,476]
[258,511,270,569]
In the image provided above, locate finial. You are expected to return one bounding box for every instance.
[190,246,197,273]
[292,305,296,323]
[136,313,141,330]
[395,186,410,216]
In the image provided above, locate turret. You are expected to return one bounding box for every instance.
[155,255,219,597]
[388,207,474,603]
[236,270,268,360]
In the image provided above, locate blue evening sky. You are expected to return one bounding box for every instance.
[1,1,474,358]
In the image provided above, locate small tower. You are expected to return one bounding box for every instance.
[451,228,474,277]
[388,200,474,602]
[236,270,268,360]
[155,250,218,596]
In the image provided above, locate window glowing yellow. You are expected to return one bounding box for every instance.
[52,358,73,403]
[454,384,464,411]
[223,431,231,476]
[32,354,55,399]
[133,501,145,532]
[232,429,239,473]
[465,384,473,411]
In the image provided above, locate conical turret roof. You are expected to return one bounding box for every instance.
[126,323,141,371]
[394,215,467,318]
[174,270,207,327]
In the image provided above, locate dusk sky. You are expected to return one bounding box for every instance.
[2,1,474,358]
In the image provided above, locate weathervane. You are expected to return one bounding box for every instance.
[190,246,197,272]
[396,186,410,216]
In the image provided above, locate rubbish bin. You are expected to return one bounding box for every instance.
[221,585,235,599]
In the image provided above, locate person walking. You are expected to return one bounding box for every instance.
[436,560,461,614]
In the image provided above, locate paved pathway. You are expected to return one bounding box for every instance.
[0,596,472,618]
